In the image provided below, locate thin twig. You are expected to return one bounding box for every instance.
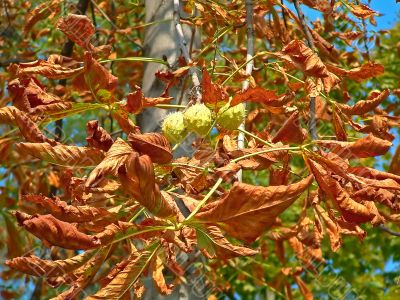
[237,0,255,182]
[173,0,201,101]
[379,225,400,237]
[292,0,318,141]
[51,0,89,197]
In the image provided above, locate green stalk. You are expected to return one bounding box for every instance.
[231,146,301,163]
[184,177,224,223]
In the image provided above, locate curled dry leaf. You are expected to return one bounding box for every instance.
[86,120,114,152]
[85,243,160,299]
[196,225,258,259]
[16,142,105,167]
[327,62,384,82]
[15,212,100,250]
[0,105,56,144]
[315,134,391,158]
[128,132,173,164]
[349,166,400,184]
[6,250,96,277]
[350,4,379,19]
[272,111,307,144]
[307,159,377,224]
[56,14,95,50]
[118,153,177,218]
[123,86,173,114]
[277,40,329,78]
[94,222,140,245]
[196,175,313,243]
[21,195,115,223]
[352,187,400,212]
[24,0,62,34]
[0,106,18,124]
[8,77,66,114]
[231,87,279,106]
[228,146,288,170]
[73,52,118,97]
[339,89,389,116]
[86,138,133,187]
[13,110,57,145]
[152,256,174,295]
[313,204,342,252]
[9,59,83,80]
[202,68,228,104]
[332,111,347,141]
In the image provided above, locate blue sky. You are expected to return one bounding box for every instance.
[369,1,400,29]
[297,1,400,30]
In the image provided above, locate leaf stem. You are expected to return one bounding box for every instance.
[169,162,210,172]
[221,51,271,85]
[99,57,168,65]
[231,146,301,163]
[237,127,274,147]
[184,177,224,222]
[155,104,186,109]
[129,207,145,223]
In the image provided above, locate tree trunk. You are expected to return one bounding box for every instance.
[140,1,203,299]
[138,0,199,134]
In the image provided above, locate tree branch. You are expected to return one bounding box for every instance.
[379,225,400,237]
[292,0,318,141]
[173,0,201,101]
[237,0,254,182]
[55,0,90,143]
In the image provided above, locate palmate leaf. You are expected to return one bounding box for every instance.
[86,242,161,299]
[6,249,97,277]
[16,142,104,167]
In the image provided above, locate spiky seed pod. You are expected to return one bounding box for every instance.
[183,103,213,136]
[162,112,187,143]
[216,103,246,130]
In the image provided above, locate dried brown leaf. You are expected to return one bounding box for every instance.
[152,256,174,295]
[196,225,258,259]
[24,0,62,34]
[21,195,115,223]
[86,120,113,152]
[202,68,228,104]
[128,132,172,164]
[272,111,307,144]
[315,134,391,158]
[339,89,389,116]
[196,176,313,243]
[57,14,95,49]
[350,4,379,19]
[16,142,104,167]
[86,138,133,187]
[15,212,100,249]
[86,243,159,299]
[6,250,96,277]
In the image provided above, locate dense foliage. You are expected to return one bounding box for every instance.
[1,1,400,299]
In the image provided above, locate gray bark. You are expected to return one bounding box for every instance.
[138,0,199,134]
[140,1,204,299]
